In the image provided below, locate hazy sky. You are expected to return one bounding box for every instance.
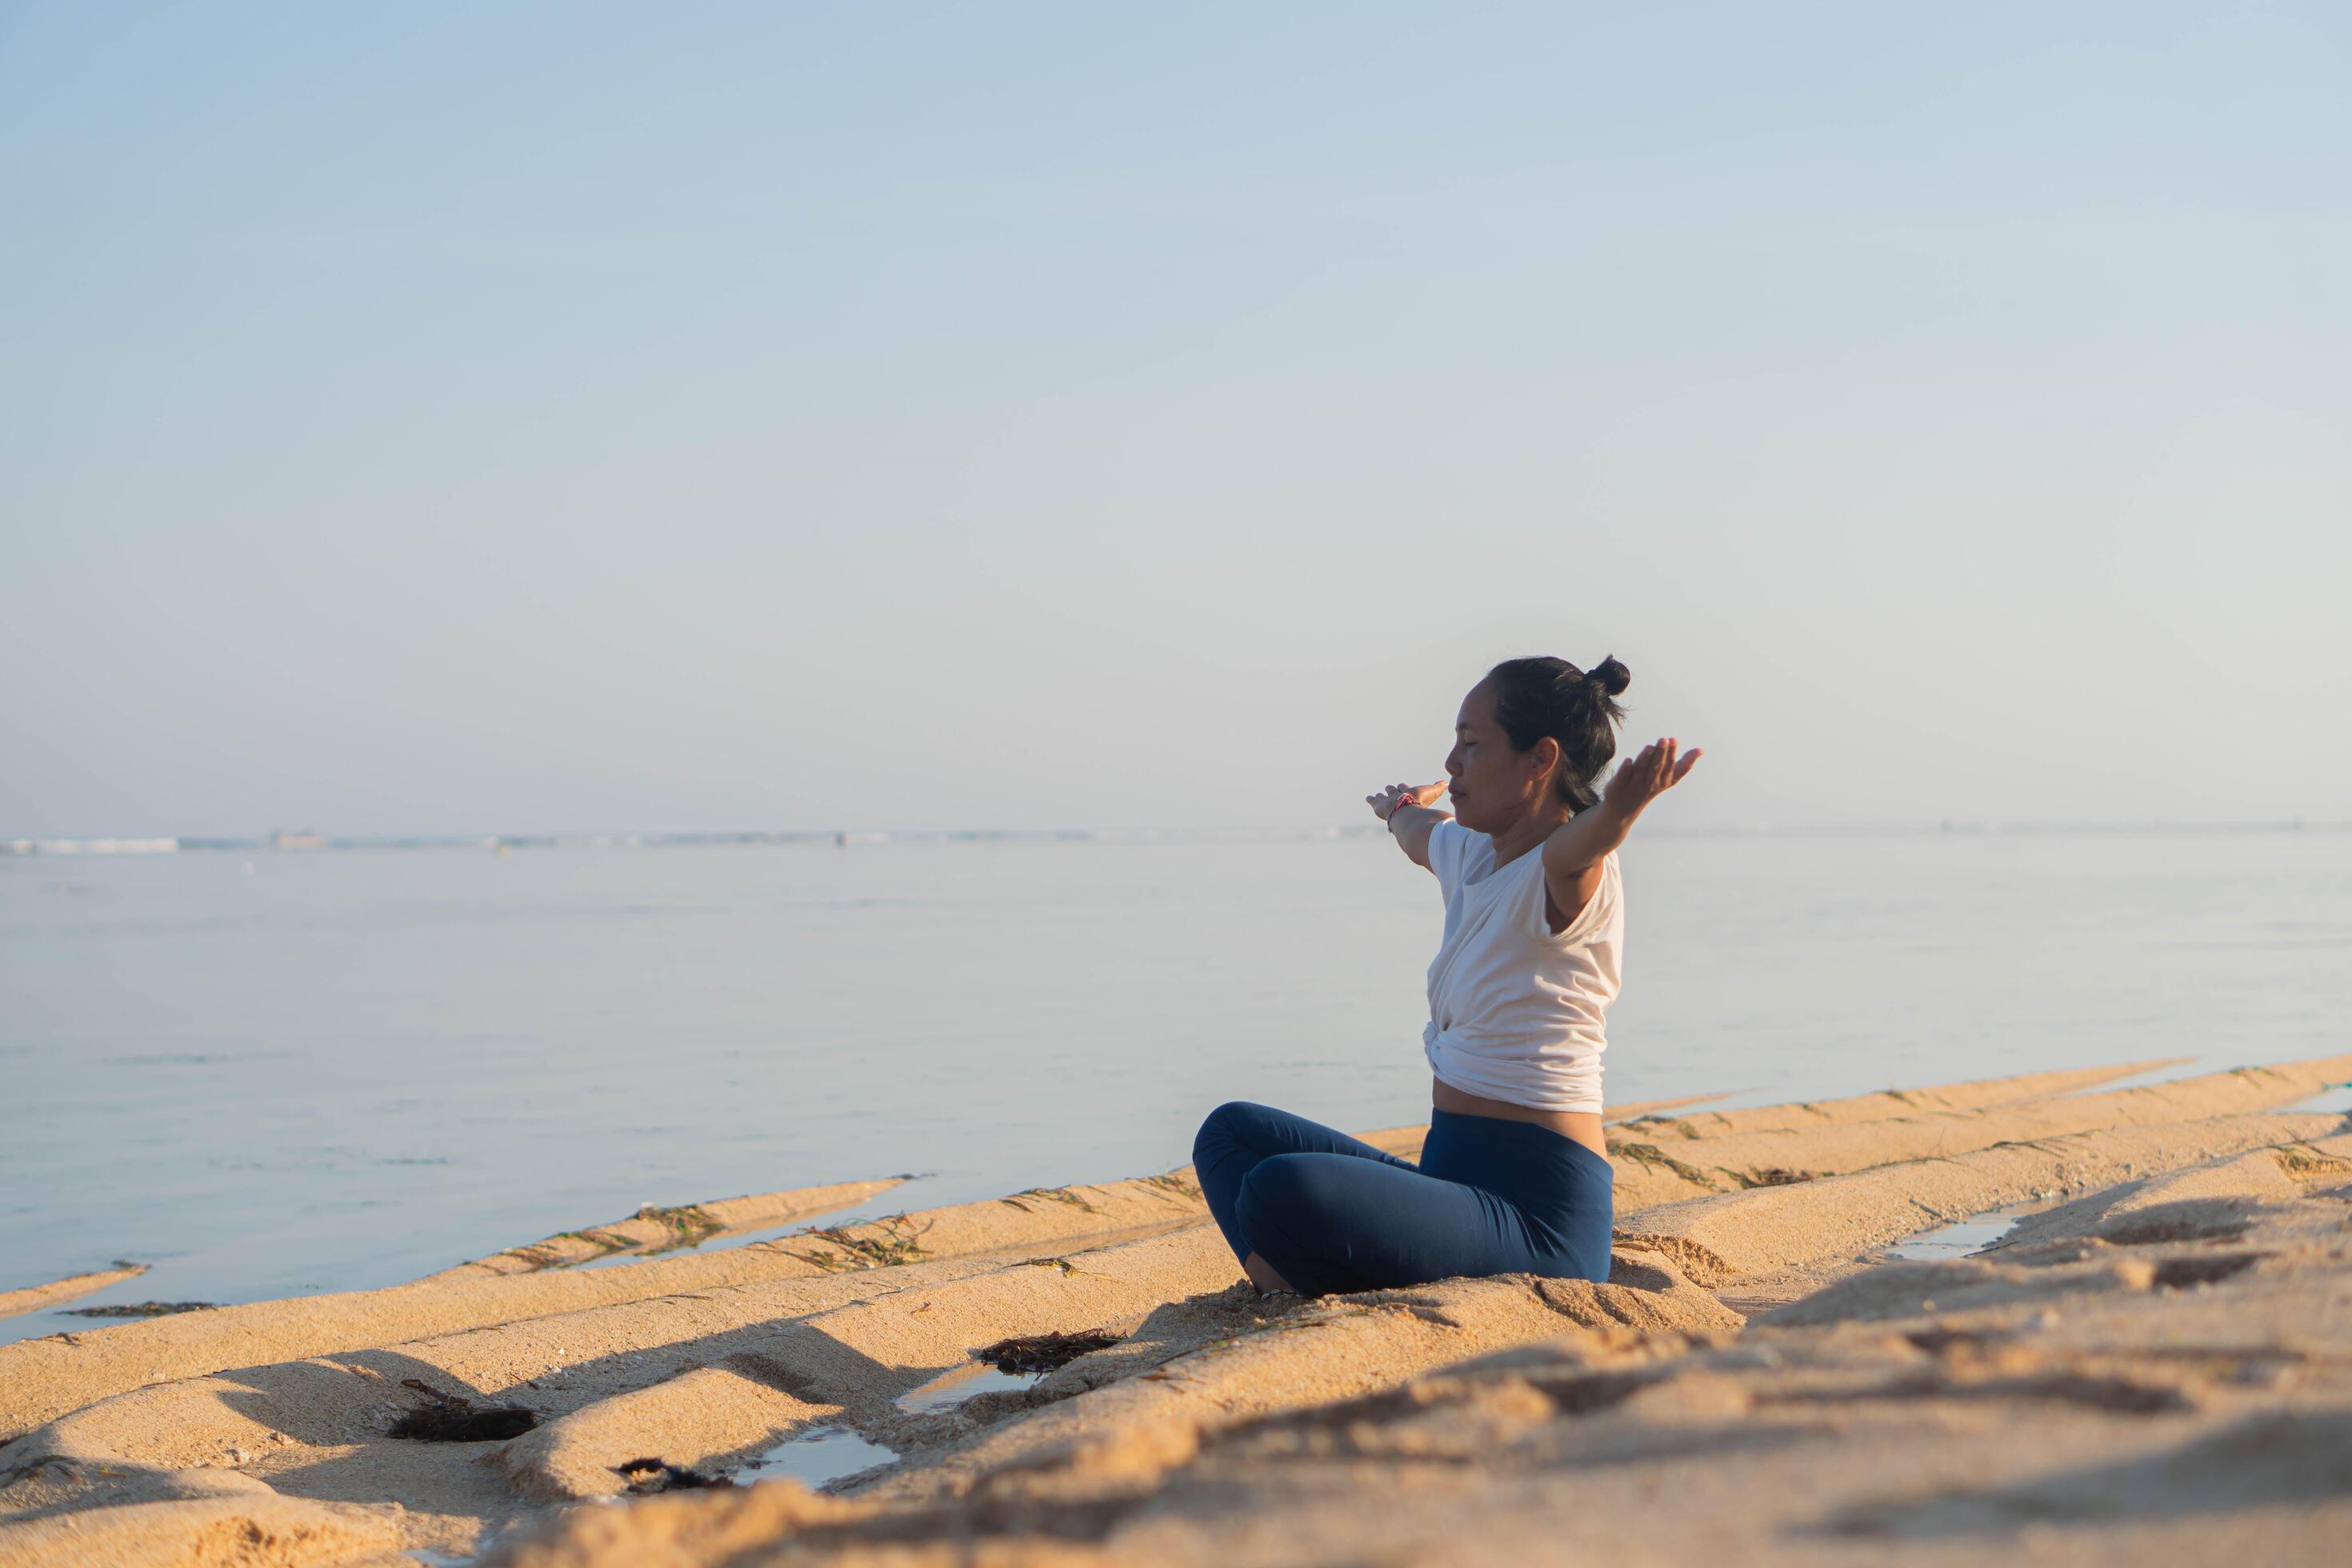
[5,2,2346,836]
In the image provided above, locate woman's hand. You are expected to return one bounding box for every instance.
[1601,738,1702,820]
[1367,780,1449,821]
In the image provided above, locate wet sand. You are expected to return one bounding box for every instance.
[1,1056,2345,1566]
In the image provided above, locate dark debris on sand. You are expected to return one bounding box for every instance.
[975,1328,1126,1375]
[388,1378,538,1442]
[63,1301,218,1318]
[615,1457,736,1494]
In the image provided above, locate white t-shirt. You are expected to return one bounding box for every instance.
[1420,817,1623,1114]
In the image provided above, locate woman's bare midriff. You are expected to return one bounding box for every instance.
[1431,1075,1610,1161]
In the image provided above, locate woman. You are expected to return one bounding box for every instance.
[1192,654,1700,1296]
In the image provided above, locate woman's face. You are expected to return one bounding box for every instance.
[1445,682,1549,832]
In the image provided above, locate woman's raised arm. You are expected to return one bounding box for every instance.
[1533,738,1700,933]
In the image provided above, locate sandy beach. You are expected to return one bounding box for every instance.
[10,1,2346,1559]
[2,1057,2345,1566]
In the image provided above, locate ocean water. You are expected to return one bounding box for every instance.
[3,828,2348,1346]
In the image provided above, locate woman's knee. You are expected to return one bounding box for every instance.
[1234,1151,1337,1233]
[1192,1100,1267,1163]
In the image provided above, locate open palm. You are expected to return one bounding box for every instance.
[1601,738,1702,817]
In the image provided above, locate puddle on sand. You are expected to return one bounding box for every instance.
[1882,1208,2031,1262]
[745,1425,897,1490]
[569,1193,923,1272]
[2283,1082,2352,1118]
[894,1360,1044,1414]
[726,1361,1038,1494]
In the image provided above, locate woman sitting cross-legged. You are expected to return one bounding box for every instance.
[1193,654,1700,1296]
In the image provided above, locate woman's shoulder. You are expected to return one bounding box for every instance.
[1428,816,1491,856]
[1426,817,1494,894]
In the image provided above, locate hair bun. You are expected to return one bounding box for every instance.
[1586,655,1631,698]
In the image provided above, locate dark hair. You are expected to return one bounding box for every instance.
[1482,654,1631,813]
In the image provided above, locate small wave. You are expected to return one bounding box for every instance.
[112,1050,294,1066]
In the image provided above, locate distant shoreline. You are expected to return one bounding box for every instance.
[8,819,2351,856]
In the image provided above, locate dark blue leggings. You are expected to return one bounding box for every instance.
[1191,1101,1614,1296]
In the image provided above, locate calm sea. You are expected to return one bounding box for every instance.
[5,828,2348,1346]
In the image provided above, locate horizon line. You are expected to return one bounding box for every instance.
[7,818,2351,855]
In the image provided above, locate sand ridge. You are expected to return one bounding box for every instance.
[1619,1110,2342,1286]
[0,1166,1213,1440]
[1614,1058,2183,1140]
[3,1055,2345,1566]
[1603,1056,2352,1209]
[426,1178,909,1281]
[0,1231,1249,1556]
[500,1224,1246,1502]
[0,1264,149,1322]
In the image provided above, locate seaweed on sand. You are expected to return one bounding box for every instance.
[778,1214,934,1271]
[2277,1143,2352,1182]
[505,1231,632,1269]
[63,1301,217,1318]
[1731,1166,1821,1188]
[1000,1186,1102,1215]
[388,1378,538,1442]
[975,1329,1126,1375]
[1608,1142,1724,1190]
[615,1457,735,1494]
[626,1203,729,1254]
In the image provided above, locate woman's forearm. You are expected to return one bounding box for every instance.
[1542,799,1638,875]
[1390,802,1452,860]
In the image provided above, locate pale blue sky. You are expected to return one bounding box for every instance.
[4,2,2347,835]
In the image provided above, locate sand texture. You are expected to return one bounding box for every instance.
[2,1055,2343,1567]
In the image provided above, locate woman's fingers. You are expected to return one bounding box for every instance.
[1599,739,1703,806]
[1369,781,1438,818]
